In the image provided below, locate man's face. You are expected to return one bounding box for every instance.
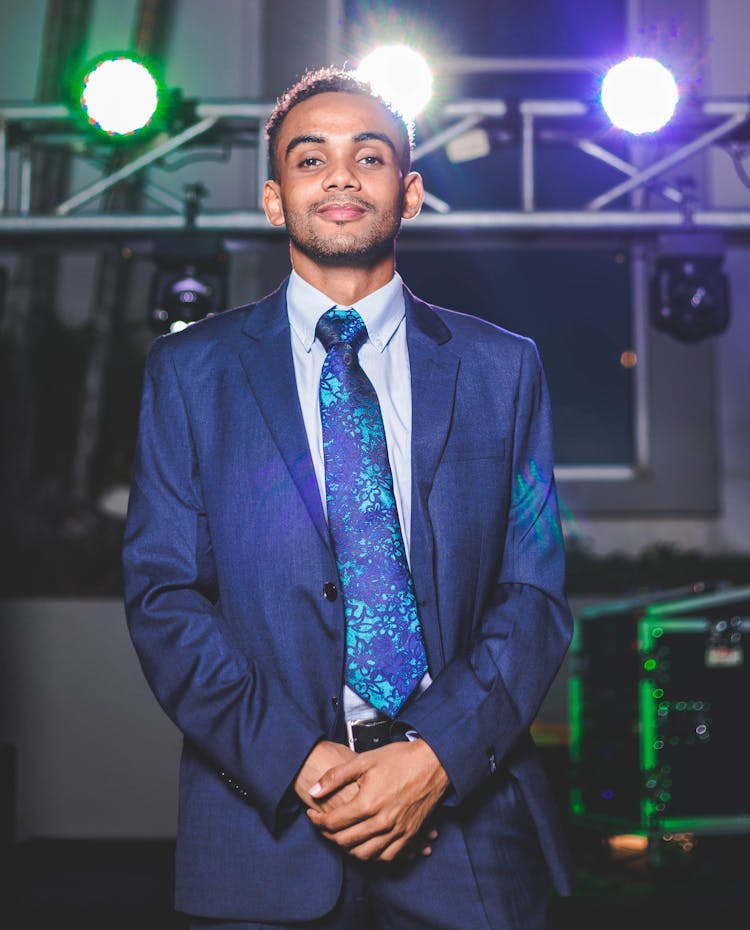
[263,92,423,267]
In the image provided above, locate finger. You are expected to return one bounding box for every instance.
[347,831,407,862]
[309,758,367,801]
[400,842,429,860]
[315,814,394,850]
[374,836,410,862]
[315,781,360,812]
[403,831,436,859]
[307,790,378,833]
[307,803,364,834]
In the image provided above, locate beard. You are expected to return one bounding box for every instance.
[283,195,404,268]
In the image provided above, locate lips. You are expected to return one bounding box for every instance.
[315,201,369,221]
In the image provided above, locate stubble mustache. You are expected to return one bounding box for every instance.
[307,195,376,217]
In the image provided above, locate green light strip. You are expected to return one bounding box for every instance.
[638,620,658,777]
[568,675,583,764]
[639,675,657,772]
[658,816,750,834]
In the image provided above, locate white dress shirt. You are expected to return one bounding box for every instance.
[286,269,431,722]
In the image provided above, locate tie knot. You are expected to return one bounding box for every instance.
[316,307,368,353]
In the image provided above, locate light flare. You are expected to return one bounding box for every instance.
[601,57,679,134]
[355,45,433,121]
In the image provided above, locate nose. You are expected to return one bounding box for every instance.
[323,157,360,191]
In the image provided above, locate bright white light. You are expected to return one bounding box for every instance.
[601,57,679,134]
[81,57,159,135]
[355,45,433,121]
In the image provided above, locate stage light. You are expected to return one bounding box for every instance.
[650,236,730,342]
[601,57,679,134]
[79,54,161,137]
[151,272,215,334]
[149,242,228,335]
[355,45,433,121]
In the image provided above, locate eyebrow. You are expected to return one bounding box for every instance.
[353,132,398,156]
[284,134,325,160]
[284,131,398,161]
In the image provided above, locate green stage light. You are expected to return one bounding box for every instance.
[79,55,161,137]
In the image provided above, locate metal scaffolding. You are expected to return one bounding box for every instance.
[1,93,749,241]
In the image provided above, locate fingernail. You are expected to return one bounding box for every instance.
[309,782,322,797]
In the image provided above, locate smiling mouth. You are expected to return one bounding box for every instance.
[314,201,371,221]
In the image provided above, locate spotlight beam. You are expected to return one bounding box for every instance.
[587,110,749,211]
[54,116,218,216]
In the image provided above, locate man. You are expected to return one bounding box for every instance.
[122,66,574,929]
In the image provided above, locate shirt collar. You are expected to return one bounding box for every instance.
[286,269,406,354]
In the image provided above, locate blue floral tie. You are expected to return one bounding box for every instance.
[316,307,428,718]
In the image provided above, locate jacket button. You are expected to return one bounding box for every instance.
[323,582,338,601]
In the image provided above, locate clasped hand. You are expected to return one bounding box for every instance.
[294,739,448,862]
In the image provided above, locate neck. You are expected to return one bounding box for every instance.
[289,246,396,306]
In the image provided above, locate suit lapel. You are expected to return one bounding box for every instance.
[238,282,329,547]
[406,291,459,497]
[405,288,460,672]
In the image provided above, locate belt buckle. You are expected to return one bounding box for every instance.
[346,718,390,753]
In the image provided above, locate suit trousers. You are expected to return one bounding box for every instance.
[185,776,552,930]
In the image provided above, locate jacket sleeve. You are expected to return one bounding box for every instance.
[398,339,573,803]
[122,337,325,833]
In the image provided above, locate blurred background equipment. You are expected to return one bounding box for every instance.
[149,234,229,334]
[569,582,750,858]
[650,234,731,342]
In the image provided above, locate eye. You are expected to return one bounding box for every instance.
[359,154,383,165]
[299,156,323,168]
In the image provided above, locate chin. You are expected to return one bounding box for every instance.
[293,237,396,268]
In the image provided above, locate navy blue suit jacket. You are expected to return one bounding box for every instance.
[122,279,574,922]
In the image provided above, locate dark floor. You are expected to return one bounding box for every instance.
[4,828,749,929]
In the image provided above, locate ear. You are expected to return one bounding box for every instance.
[401,171,424,220]
[262,180,286,228]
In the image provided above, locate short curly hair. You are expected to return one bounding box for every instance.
[265,66,414,182]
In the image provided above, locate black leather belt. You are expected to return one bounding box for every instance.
[346,718,392,753]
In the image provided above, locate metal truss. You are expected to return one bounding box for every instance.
[1,94,749,243]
